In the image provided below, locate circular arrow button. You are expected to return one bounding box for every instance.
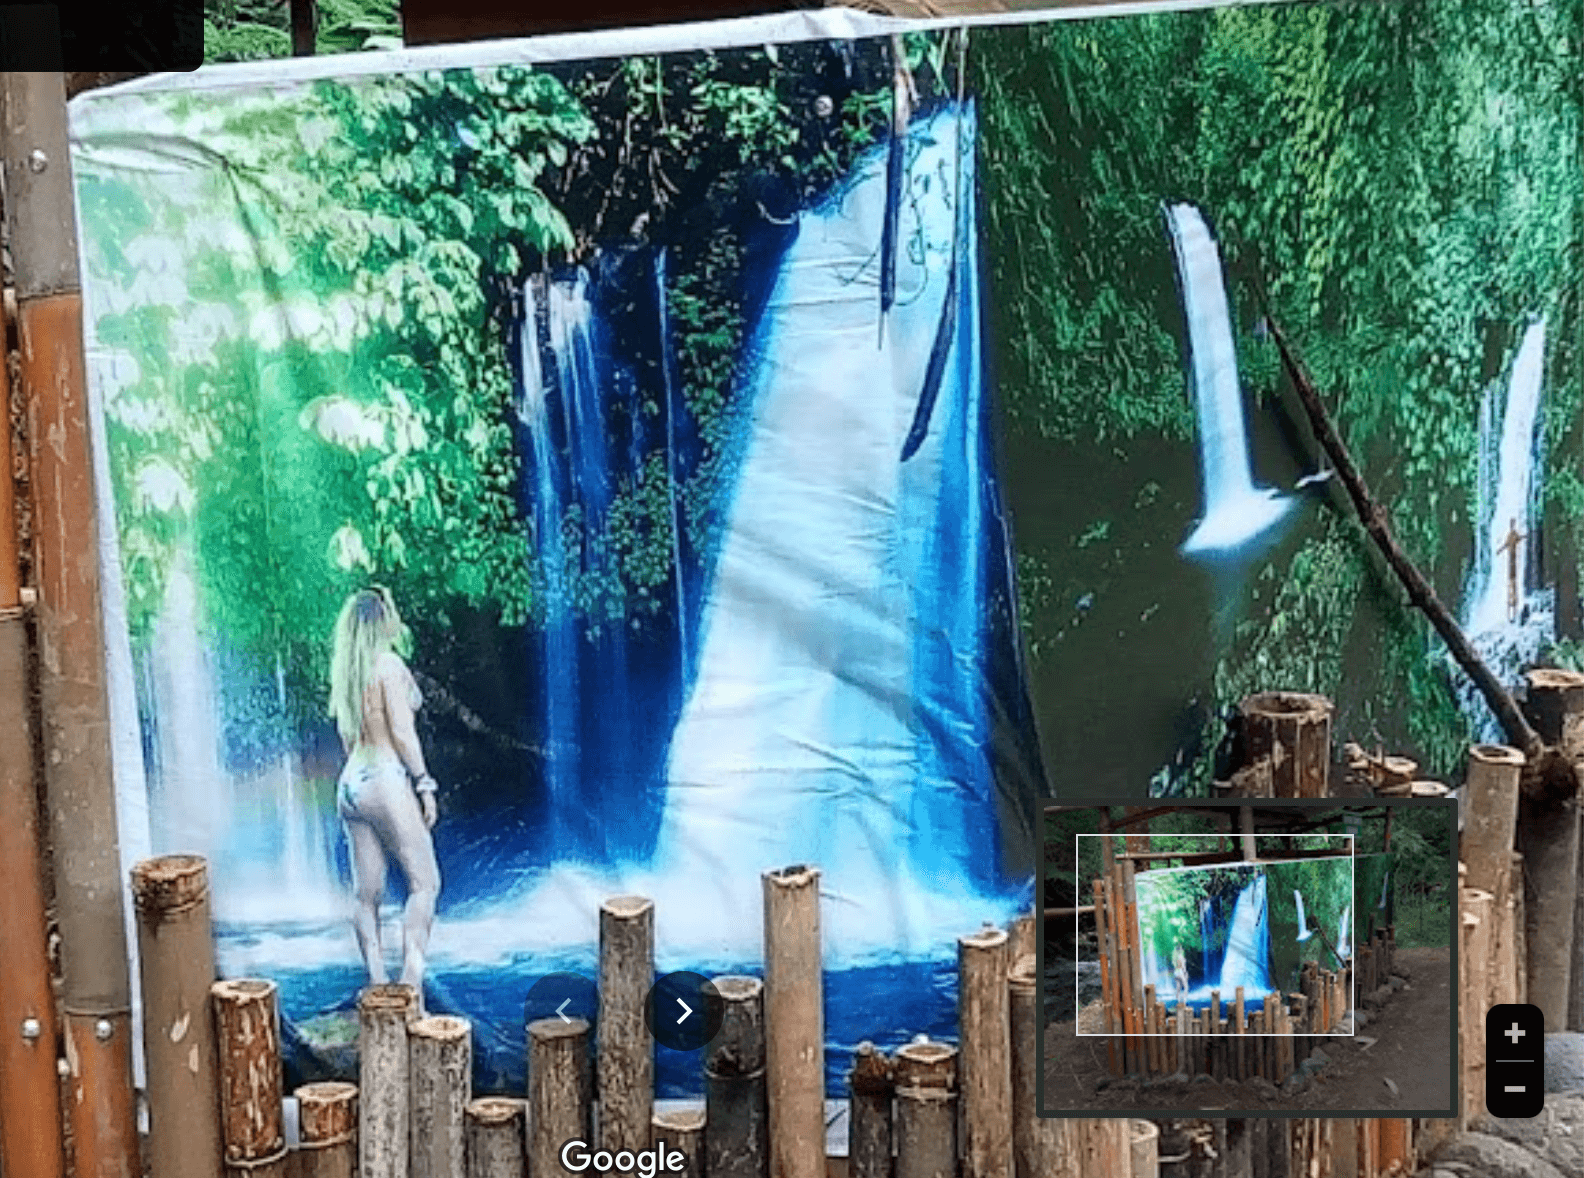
[525,972,599,1033]
[645,971,725,1051]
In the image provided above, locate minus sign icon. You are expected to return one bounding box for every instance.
[1505,1085,1527,1093]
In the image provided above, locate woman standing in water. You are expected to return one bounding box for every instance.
[329,586,441,990]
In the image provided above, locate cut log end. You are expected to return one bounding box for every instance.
[959,925,1009,951]
[601,895,654,919]
[528,1015,591,1043]
[468,1096,525,1126]
[409,1014,470,1043]
[131,853,209,914]
[358,983,418,1013]
[764,863,820,890]
[213,978,276,1001]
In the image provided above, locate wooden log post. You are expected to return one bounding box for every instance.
[1156,1121,1191,1178]
[131,855,224,1178]
[764,865,826,1178]
[894,1042,957,1178]
[295,1082,358,1178]
[1007,912,1035,965]
[959,925,1012,1178]
[1129,1120,1158,1178]
[359,983,420,1178]
[1144,985,1160,1077]
[1239,692,1334,798]
[1524,668,1584,755]
[1378,1119,1411,1177]
[1095,880,1120,1076]
[600,896,656,1159]
[527,1017,591,1178]
[849,1043,893,1178]
[653,1109,706,1175]
[212,978,287,1178]
[1233,989,1245,1083]
[409,1015,472,1178]
[1008,964,1040,1178]
[464,1098,525,1178]
[1463,745,1525,895]
[1518,769,1578,1026]
[706,975,769,1178]
[1460,889,1495,1128]
[1078,1121,1130,1176]
[1291,994,1309,1071]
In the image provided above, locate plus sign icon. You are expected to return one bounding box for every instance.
[1487,1003,1544,1119]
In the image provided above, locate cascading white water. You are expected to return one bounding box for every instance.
[1294,889,1314,942]
[1218,874,1272,995]
[642,101,1011,960]
[1166,204,1295,557]
[1456,320,1553,740]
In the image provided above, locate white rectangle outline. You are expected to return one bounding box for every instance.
[1068,831,1356,1036]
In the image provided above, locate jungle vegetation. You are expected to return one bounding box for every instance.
[81,32,960,725]
[979,0,1583,790]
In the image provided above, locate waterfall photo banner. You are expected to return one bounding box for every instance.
[69,0,1576,1094]
[70,5,1062,1096]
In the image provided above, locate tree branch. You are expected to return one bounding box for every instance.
[1259,311,1544,763]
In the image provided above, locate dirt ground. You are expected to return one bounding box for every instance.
[1042,946,1453,1115]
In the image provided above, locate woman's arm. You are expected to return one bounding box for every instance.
[380,656,430,782]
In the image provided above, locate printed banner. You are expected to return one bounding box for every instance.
[70,0,1581,1093]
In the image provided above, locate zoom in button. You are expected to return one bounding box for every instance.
[1487,1003,1544,1118]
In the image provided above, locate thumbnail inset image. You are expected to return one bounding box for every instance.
[1039,800,1455,1118]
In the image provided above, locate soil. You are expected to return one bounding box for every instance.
[1042,946,1453,1115]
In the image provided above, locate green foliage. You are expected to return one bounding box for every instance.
[980,0,1583,785]
[204,0,401,61]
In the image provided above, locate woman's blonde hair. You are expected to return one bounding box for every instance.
[329,586,404,748]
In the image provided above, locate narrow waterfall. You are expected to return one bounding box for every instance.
[1165,204,1295,558]
[1217,874,1272,996]
[1457,320,1553,738]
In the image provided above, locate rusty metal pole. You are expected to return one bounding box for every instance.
[0,317,67,1178]
[0,69,140,1178]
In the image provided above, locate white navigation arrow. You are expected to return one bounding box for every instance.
[556,999,572,1024]
[676,998,693,1025]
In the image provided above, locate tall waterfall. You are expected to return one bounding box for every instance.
[1457,320,1553,739]
[649,101,1015,960]
[1218,874,1272,996]
[1166,204,1294,558]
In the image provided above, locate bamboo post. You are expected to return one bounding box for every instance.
[1238,692,1333,797]
[296,1082,358,1178]
[527,1017,591,1178]
[1223,1121,1251,1178]
[410,1015,472,1178]
[959,925,1012,1178]
[464,1098,525,1178]
[359,983,419,1178]
[895,1042,957,1178]
[1248,1119,1267,1178]
[1248,1011,1264,1082]
[1233,989,1245,1082]
[1460,889,1494,1127]
[1156,1002,1169,1075]
[1291,994,1308,1071]
[1463,745,1525,894]
[1519,773,1571,1018]
[706,975,769,1178]
[1144,985,1159,1076]
[1513,851,1528,1004]
[1078,1121,1130,1176]
[653,1109,706,1172]
[0,415,65,1178]
[213,979,287,1177]
[1377,1119,1411,1177]
[2,68,141,1178]
[763,865,825,1178]
[600,895,655,1159]
[1129,1121,1158,1178]
[1095,880,1120,1076]
[132,855,224,1178]
[1009,965,1040,1178]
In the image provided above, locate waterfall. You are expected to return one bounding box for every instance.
[1217,874,1272,995]
[148,548,232,857]
[1294,889,1314,942]
[650,102,1015,958]
[1336,902,1352,962]
[1457,320,1553,738]
[1199,896,1217,981]
[1165,204,1294,558]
